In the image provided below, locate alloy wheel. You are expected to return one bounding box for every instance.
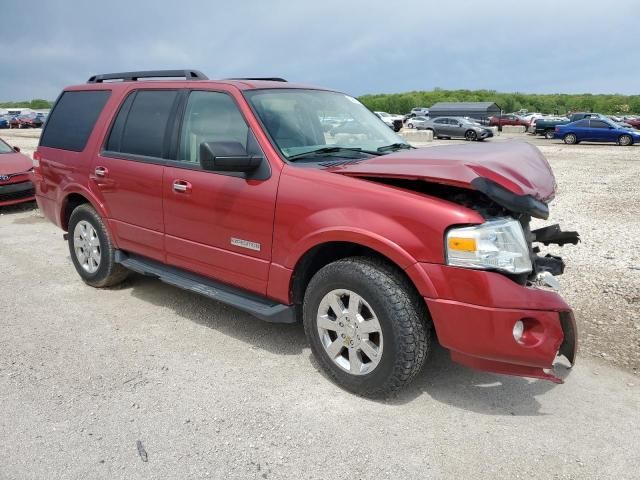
[73,220,101,273]
[316,289,383,375]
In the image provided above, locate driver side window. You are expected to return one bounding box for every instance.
[178,91,249,163]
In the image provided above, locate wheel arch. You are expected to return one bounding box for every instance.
[59,187,107,231]
[288,239,437,319]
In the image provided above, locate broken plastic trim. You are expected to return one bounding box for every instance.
[532,224,581,246]
[470,177,550,219]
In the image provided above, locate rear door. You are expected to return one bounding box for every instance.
[92,89,180,262]
[162,89,279,295]
[433,118,449,136]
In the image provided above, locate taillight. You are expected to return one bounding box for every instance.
[33,150,42,167]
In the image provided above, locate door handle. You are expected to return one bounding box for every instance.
[95,166,108,177]
[172,180,192,193]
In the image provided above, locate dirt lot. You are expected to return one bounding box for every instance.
[1,129,639,479]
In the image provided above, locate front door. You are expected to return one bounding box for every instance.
[163,90,279,295]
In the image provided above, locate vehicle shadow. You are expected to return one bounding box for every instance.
[0,200,37,215]
[126,273,307,356]
[126,273,569,415]
[384,343,571,416]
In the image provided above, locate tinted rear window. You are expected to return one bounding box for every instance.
[40,90,111,151]
[106,90,177,158]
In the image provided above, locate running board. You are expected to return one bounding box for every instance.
[115,251,296,324]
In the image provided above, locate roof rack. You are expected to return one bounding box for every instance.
[227,77,288,82]
[87,69,208,83]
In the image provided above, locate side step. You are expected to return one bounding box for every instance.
[115,251,296,324]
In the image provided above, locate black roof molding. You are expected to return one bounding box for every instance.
[87,70,208,83]
[226,77,287,82]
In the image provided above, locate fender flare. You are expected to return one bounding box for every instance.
[284,227,439,299]
[58,184,109,230]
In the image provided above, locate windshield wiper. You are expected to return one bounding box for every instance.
[377,142,414,153]
[287,146,382,161]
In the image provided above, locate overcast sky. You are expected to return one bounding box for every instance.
[1,0,639,101]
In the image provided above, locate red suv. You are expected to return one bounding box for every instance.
[34,70,579,396]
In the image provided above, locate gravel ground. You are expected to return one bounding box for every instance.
[1,129,639,479]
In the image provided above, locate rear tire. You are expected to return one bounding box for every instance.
[563,133,577,145]
[618,134,633,146]
[303,257,430,397]
[544,129,555,140]
[407,123,414,129]
[68,204,129,288]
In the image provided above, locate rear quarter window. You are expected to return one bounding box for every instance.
[40,90,111,151]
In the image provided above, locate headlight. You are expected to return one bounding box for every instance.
[446,218,532,274]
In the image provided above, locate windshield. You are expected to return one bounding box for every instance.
[0,138,14,154]
[245,89,405,159]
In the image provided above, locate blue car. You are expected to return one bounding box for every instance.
[554,117,640,146]
[0,116,9,129]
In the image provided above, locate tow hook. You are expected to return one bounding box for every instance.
[534,271,560,290]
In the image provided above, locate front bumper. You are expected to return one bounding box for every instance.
[0,179,35,207]
[417,264,577,383]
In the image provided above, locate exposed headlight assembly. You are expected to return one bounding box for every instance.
[446,218,532,274]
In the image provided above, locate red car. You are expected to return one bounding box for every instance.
[10,115,43,129]
[0,138,35,207]
[34,70,579,396]
[623,117,640,129]
[489,114,531,130]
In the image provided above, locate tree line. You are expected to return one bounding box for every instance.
[358,89,640,115]
[0,99,53,109]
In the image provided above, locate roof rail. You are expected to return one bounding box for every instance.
[87,70,208,83]
[227,77,288,82]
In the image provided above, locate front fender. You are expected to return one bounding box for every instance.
[283,215,423,271]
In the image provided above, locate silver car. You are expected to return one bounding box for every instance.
[405,116,429,129]
[420,116,494,141]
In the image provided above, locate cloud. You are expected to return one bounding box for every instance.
[1,0,639,100]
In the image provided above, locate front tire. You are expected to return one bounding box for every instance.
[68,204,129,287]
[618,134,633,146]
[407,123,414,129]
[544,129,555,140]
[563,133,577,145]
[303,257,430,397]
[465,130,478,141]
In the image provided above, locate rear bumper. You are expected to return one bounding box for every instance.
[416,264,577,382]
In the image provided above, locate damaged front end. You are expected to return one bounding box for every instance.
[329,143,580,382]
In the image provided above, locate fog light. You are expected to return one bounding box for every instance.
[513,320,524,342]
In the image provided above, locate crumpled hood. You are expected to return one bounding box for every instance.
[329,141,557,202]
[0,151,33,176]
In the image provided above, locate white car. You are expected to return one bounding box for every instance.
[374,111,403,127]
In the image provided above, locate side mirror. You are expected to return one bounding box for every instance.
[200,141,262,173]
[13,146,20,152]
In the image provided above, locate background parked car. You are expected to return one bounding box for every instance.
[374,111,404,132]
[489,114,530,130]
[421,116,494,141]
[9,114,43,129]
[554,118,640,146]
[410,107,429,117]
[622,116,640,129]
[0,137,35,207]
[0,117,9,129]
[405,116,429,129]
